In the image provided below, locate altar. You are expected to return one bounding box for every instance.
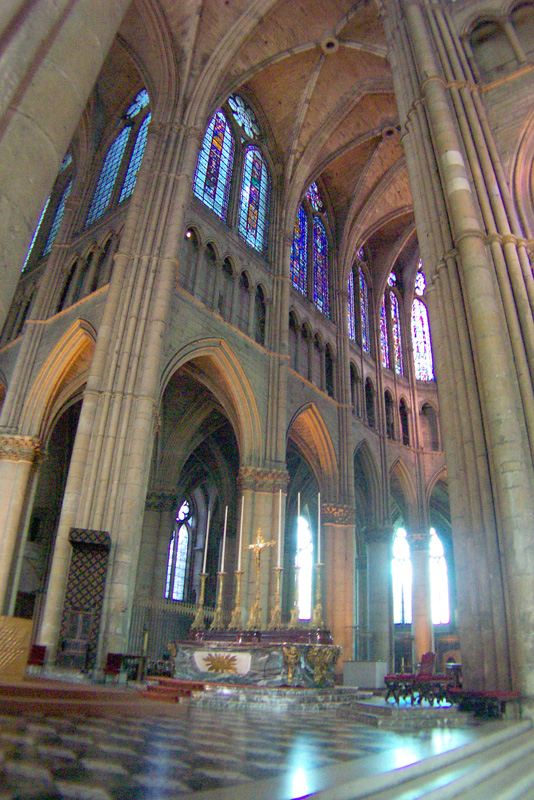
[173,629,341,688]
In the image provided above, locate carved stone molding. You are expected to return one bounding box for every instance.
[0,435,43,463]
[145,492,178,511]
[321,503,355,525]
[238,467,290,493]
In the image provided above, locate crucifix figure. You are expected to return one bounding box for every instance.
[246,528,275,630]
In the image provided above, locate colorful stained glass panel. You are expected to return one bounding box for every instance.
[193,111,235,221]
[390,292,403,375]
[313,217,330,316]
[119,113,151,203]
[359,268,370,354]
[306,181,324,212]
[380,296,389,369]
[291,205,308,294]
[85,127,130,227]
[348,270,356,340]
[238,146,270,252]
[412,298,434,380]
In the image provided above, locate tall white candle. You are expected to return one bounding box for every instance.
[237,496,244,572]
[278,489,282,568]
[297,491,300,519]
[220,505,228,572]
[202,507,211,573]
[317,492,321,564]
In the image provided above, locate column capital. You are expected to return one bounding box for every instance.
[321,503,355,525]
[238,467,289,493]
[0,434,42,463]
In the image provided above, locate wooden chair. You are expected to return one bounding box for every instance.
[413,651,450,705]
[103,652,123,683]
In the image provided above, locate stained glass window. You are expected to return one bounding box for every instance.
[165,501,191,602]
[42,180,72,256]
[380,296,389,369]
[415,268,426,296]
[85,127,130,227]
[22,197,50,271]
[348,270,356,340]
[297,516,313,620]
[412,298,434,380]
[238,145,270,252]
[119,113,151,202]
[193,110,235,221]
[392,528,412,624]
[306,181,324,212]
[312,217,330,317]
[429,528,449,624]
[390,292,403,375]
[291,205,308,294]
[359,268,370,354]
[126,89,149,119]
[228,94,260,138]
[387,271,397,287]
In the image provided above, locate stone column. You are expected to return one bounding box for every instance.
[366,525,392,667]
[323,503,355,674]
[237,467,288,629]
[0,435,42,612]
[410,530,432,663]
[0,0,132,329]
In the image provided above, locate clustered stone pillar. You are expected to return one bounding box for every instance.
[410,531,433,664]
[365,525,392,667]
[323,503,355,673]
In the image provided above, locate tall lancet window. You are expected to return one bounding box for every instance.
[193,110,235,221]
[165,500,191,601]
[290,181,331,317]
[381,271,403,374]
[360,267,371,354]
[412,268,434,381]
[348,269,356,341]
[429,528,450,624]
[238,145,271,252]
[297,516,313,620]
[380,296,390,369]
[392,528,412,624]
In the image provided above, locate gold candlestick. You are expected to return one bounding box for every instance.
[246,529,275,630]
[288,565,301,628]
[191,572,207,629]
[268,567,283,629]
[228,571,244,629]
[210,572,226,629]
[311,562,325,628]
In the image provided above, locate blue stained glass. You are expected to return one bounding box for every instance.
[390,292,403,375]
[306,181,324,212]
[412,298,434,380]
[291,205,308,294]
[387,271,397,287]
[126,89,149,119]
[238,145,270,252]
[228,94,260,138]
[119,113,151,202]
[313,217,330,316]
[42,180,72,256]
[85,127,130,227]
[380,296,389,369]
[348,270,356,340]
[193,111,235,221]
[22,196,50,271]
[359,268,370,354]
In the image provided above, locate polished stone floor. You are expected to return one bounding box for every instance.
[0,700,482,800]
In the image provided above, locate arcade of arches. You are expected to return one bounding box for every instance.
[1,0,534,701]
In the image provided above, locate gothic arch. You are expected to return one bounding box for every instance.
[353,439,380,534]
[161,338,262,466]
[20,319,96,438]
[287,402,339,501]
[389,457,417,528]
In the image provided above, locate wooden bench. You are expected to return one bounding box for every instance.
[448,687,522,719]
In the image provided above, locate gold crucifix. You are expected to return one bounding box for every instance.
[246,528,275,630]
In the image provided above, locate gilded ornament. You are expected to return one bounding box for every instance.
[203,652,238,674]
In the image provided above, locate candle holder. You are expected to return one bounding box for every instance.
[191,572,207,630]
[267,567,283,629]
[288,565,301,628]
[210,571,226,630]
[311,562,325,629]
[228,571,244,630]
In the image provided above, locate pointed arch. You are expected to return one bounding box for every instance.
[353,439,380,530]
[287,403,339,500]
[389,457,417,527]
[20,320,96,437]
[161,338,262,466]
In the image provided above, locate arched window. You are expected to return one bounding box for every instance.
[291,181,331,317]
[85,89,151,228]
[193,110,235,221]
[193,94,271,254]
[254,285,266,345]
[429,528,450,624]
[392,527,412,624]
[365,378,375,428]
[385,391,395,439]
[297,515,313,620]
[381,272,403,374]
[21,152,74,273]
[348,269,356,341]
[412,269,434,381]
[399,398,410,446]
[238,146,270,252]
[166,500,192,601]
